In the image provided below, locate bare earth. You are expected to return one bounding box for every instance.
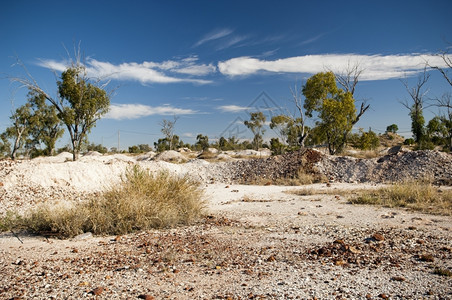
[0,152,451,299]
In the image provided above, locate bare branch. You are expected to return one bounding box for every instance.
[333,61,365,96]
[426,45,452,87]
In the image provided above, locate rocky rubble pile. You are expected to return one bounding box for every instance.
[220,149,322,184]
[317,150,452,184]
[218,149,452,185]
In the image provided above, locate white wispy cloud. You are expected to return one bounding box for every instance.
[216,35,248,50]
[105,103,197,120]
[217,105,249,113]
[194,28,233,47]
[218,53,450,80]
[37,56,214,85]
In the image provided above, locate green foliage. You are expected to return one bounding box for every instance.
[3,102,33,159]
[128,144,151,154]
[304,126,326,147]
[351,128,380,150]
[195,134,209,151]
[16,166,206,237]
[404,138,415,145]
[386,124,399,134]
[27,90,64,156]
[302,72,357,154]
[0,133,11,158]
[85,143,107,154]
[154,135,184,152]
[270,137,285,155]
[426,116,450,150]
[244,112,266,150]
[410,106,425,143]
[159,117,179,150]
[56,65,110,160]
[269,115,306,151]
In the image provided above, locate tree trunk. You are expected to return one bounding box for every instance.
[10,128,24,160]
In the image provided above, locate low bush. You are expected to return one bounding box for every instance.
[16,165,206,237]
[350,180,452,215]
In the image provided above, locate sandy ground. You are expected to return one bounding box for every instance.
[1,180,451,299]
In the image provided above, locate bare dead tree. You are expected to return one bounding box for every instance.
[289,83,309,148]
[335,61,364,95]
[427,47,452,87]
[160,115,179,151]
[330,62,370,126]
[400,69,431,143]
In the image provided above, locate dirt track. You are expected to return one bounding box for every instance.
[1,183,451,299]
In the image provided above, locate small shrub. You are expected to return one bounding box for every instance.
[19,165,206,238]
[0,211,23,232]
[434,267,452,277]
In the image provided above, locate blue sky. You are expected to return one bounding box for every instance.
[1,0,451,150]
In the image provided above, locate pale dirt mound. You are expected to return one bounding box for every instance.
[0,149,451,216]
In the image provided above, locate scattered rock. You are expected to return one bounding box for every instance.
[90,287,104,296]
[138,295,155,300]
[391,276,406,282]
[372,233,385,242]
[73,232,93,241]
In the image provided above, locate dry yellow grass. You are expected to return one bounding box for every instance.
[350,180,452,215]
[16,166,206,238]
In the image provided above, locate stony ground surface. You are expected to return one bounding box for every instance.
[0,150,451,299]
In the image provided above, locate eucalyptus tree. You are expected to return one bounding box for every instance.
[244,112,266,151]
[302,71,368,154]
[12,60,110,160]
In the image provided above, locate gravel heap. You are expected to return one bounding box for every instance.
[217,149,452,185]
[316,150,452,184]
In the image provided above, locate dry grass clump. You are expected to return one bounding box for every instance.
[350,180,452,215]
[16,166,206,238]
[434,267,452,277]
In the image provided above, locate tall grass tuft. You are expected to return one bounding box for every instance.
[20,165,206,238]
[350,180,452,215]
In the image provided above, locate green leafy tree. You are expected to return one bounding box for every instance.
[270,137,285,155]
[303,72,368,154]
[0,133,11,158]
[154,135,183,152]
[386,124,399,134]
[56,66,110,160]
[12,57,110,161]
[426,116,450,149]
[27,90,64,156]
[86,142,108,154]
[353,128,380,150]
[196,134,209,151]
[305,126,326,147]
[4,103,34,159]
[4,90,64,159]
[244,112,266,151]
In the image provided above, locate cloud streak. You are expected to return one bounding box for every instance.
[105,103,197,120]
[218,53,450,80]
[38,56,215,85]
[194,28,233,47]
[217,105,249,113]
